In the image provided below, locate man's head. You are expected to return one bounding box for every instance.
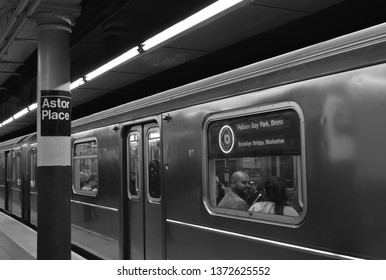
[230,171,250,199]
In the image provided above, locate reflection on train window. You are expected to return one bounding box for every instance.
[73,138,98,196]
[147,128,161,201]
[128,131,141,198]
[206,108,304,224]
[28,148,37,188]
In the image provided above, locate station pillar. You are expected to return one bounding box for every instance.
[34,7,79,259]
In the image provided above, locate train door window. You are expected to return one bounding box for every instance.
[205,103,305,225]
[73,138,98,196]
[0,151,4,185]
[0,152,4,204]
[16,150,21,187]
[6,152,11,184]
[127,131,142,198]
[28,147,37,188]
[146,127,161,202]
[11,149,21,188]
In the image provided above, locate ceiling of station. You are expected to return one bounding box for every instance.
[1,0,386,141]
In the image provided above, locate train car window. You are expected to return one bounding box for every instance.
[128,131,141,198]
[205,104,305,225]
[147,128,161,202]
[73,138,98,196]
[28,148,37,188]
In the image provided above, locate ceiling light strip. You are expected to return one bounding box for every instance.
[2,117,14,126]
[13,108,29,120]
[28,103,38,111]
[142,0,244,50]
[84,47,139,81]
[70,0,244,90]
[1,1,245,128]
[0,103,38,128]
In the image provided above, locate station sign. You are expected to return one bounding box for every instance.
[40,90,71,136]
[208,109,301,158]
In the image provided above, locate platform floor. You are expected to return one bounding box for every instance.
[0,212,84,260]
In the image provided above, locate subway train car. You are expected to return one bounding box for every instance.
[0,134,36,224]
[2,22,386,259]
[0,130,120,259]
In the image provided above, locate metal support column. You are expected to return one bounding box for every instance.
[35,9,77,260]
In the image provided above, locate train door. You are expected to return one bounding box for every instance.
[0,151,5,209]
[123,122,164,259]
[5,150,12,213]
[28,146,38,226]
[11,148,22,218]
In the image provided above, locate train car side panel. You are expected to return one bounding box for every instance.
[0,151,5,210]
[11,148,23,219]
[28,144,38,227]
[166,221,329,259]
[71,125,121,259]
[163,62,386,259]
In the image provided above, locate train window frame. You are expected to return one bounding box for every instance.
[72,137,99,197]
[127,130,142,200]
[146,126,161,203]
[9,149,22,188]
[15,149,21,187]
[28,146,37,189]
[203,102,307,227]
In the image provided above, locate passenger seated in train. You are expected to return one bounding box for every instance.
[148,160,160,198]
[79,170,98,192]
[218,171,250,210]
[216,176,226,204]
[249,176,298,216]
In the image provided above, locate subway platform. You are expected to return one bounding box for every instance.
[0,211,84,260]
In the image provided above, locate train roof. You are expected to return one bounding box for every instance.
[71,21,386,131]
[0,132,36,150]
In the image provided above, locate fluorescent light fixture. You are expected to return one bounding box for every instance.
[69,0,243,86]
[28,103,38,111]
[85,47,139,81]
[13,108,29,120]
[70,77,85,90]
[142,0,244,50]
[2,117,14,126]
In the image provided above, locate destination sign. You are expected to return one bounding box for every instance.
[40,90,71,136]
[208,109,301,158]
